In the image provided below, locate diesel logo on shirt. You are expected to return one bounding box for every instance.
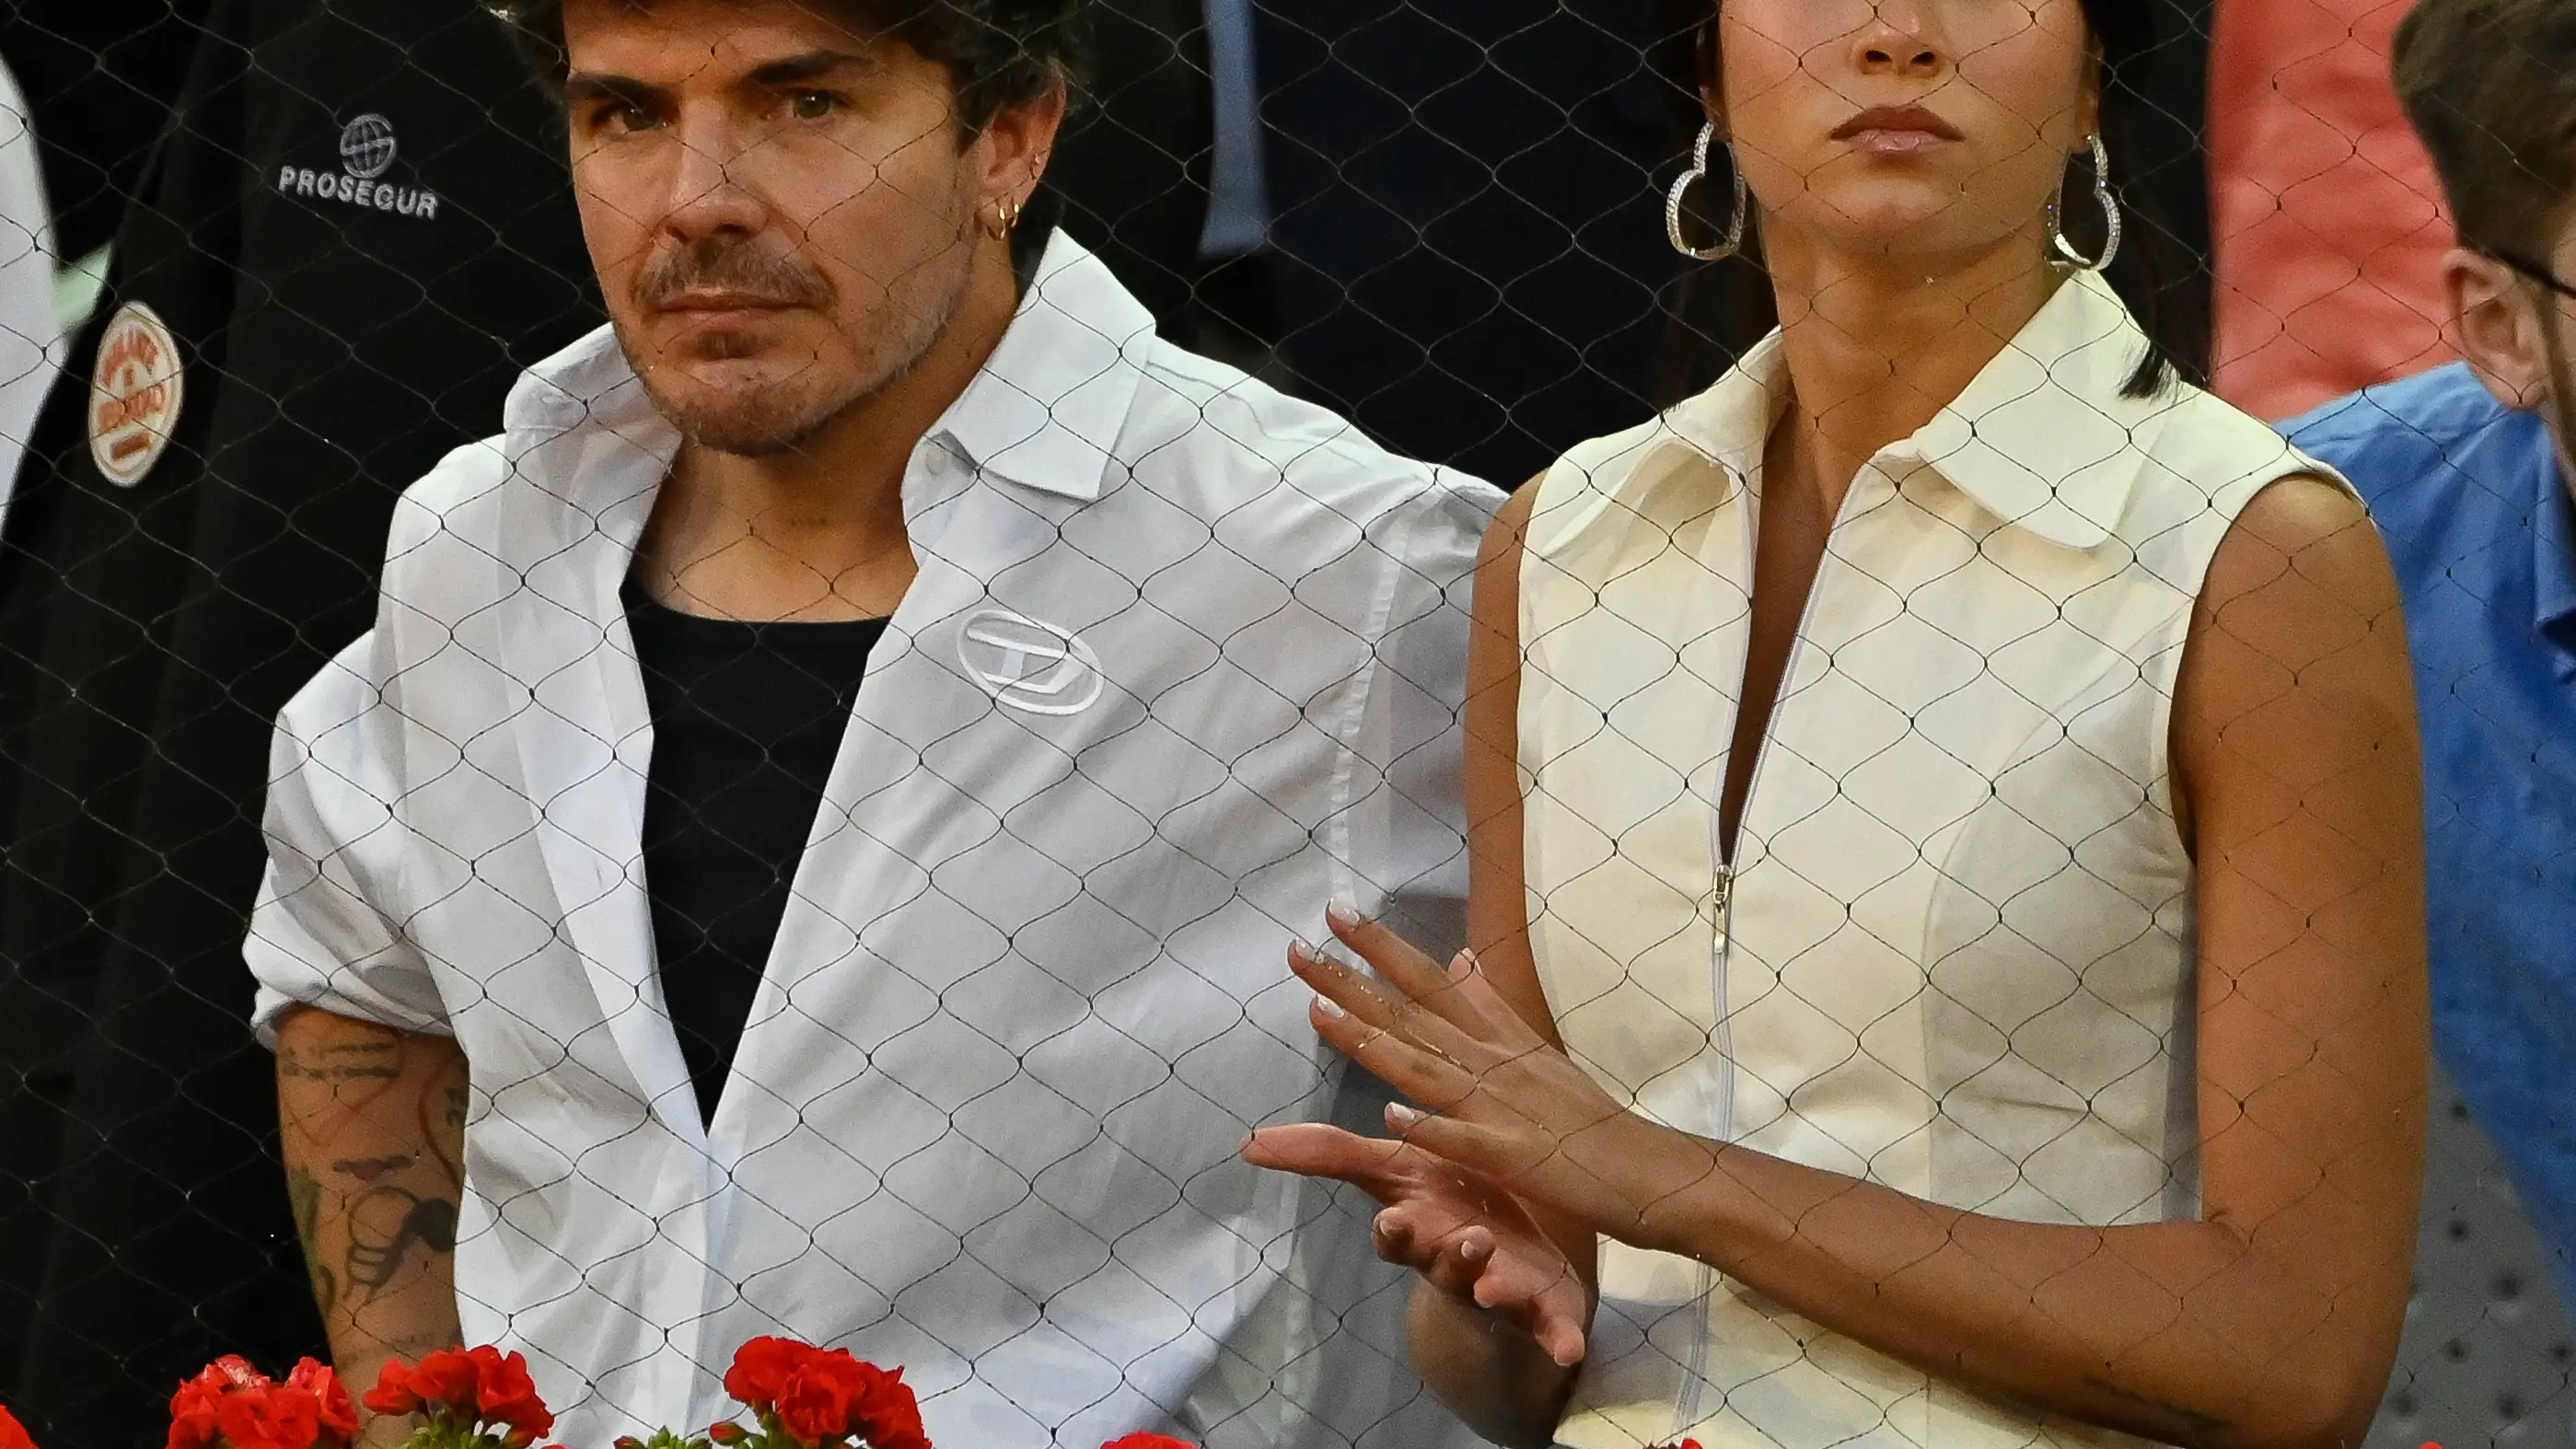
[276,113,442,221]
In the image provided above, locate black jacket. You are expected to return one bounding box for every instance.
[0,3,598,1439]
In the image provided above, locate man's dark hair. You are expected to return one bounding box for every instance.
[2394,0,2576,265]
[489,0,1086,135]
[486,0,1087,273]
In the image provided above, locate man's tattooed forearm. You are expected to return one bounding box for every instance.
[286,1164,339,1315]
[344,1185,460,1300]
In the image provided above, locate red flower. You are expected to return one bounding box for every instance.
[723,1339,810,1413]
[363,1346,550,1442]
[214,1385,322,1449]
[843,1364,926,1449]
[410,1350,482,1413]
[1102,1437,1199,1449]
[2,1406,38,1449]
[162,1357,354,1449]
[716,1338,922,1449]
[366,1350,479,1420]
[464,1348,553,1441]
[170,1357,280,1449]
[772,1356,863,1444]
[284,1362,357,1444]
[169,1374,229,1449]
[765,1350,924,1449]
[361,1361,427,1420]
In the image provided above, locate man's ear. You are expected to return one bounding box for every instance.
[2449,246,2553,410]
[979,76,1070,215]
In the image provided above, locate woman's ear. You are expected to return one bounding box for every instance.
[2078,42,2105,142]
[2449,248,2555,411]
[1700,87,1727,141]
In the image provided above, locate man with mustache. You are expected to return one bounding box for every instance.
[243,2,1499,1445]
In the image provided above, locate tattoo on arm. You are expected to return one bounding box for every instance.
[345,1186,461,1299]
[287,1164,340,1315]
[279,1039,402,1085]
[276,1013,470,1366]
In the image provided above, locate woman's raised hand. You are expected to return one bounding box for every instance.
[1277,905,1719,1256]
[1241,1122,1589,1366]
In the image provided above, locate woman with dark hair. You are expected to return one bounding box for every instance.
[1247,5,2430,1448]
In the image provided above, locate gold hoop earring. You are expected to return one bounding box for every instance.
[990,195,1023,238]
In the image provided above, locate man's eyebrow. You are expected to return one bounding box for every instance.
[559,71,665,107]
[744,49,877,87]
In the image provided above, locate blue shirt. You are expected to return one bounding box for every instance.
[2287,364,2576,1310]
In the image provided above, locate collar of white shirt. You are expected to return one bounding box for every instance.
[1655,267,2185,551]
[500,228,1158,508]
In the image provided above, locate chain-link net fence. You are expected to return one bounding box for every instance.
[0,2,2568,1449]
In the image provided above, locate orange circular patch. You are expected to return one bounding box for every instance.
[88,302,185,488]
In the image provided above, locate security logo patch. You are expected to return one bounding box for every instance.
[278,111,440,220]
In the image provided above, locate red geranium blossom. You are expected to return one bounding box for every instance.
[363,1347,554,1448]
[166,1357,356,1449]
[713,1339,928,1449]
[1102,1436,1200,1449]
[465,1348,553,1442]
[723,1339,807,1413]
[286,1362,360,1443]
[2,1405,39,1449]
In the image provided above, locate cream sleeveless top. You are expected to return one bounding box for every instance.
[1519,271,2347,1449]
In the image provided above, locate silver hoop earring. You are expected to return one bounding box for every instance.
[1667,122,1748,262]
[2048,133,2121,273]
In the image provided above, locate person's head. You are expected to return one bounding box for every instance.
[2394,0,2576,441]
[1693,0,2184,396]
[486,0,1079,457]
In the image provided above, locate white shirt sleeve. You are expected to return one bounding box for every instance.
[1351,468,1503,958]
[0,54,63,533]
[245,627,451,1045]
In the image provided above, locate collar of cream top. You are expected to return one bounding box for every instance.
[501,229,1159,506]
[1660,268,2184,551]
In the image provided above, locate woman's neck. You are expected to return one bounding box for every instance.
[1762,221,2066,516]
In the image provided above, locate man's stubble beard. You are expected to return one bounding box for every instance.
[626,236,975,459]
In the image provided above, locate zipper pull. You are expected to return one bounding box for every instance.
[1710,866,1735,950]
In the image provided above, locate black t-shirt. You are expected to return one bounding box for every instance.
[625,585,889,1128]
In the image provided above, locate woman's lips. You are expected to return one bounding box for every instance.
[1832,104,1965,155]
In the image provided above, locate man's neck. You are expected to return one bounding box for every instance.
[632,244,1024,623]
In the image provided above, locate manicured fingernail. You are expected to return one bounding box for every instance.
[1449,949,1475,982]
[1289,937,1316,964]
[1461,1238,1490,1262]
[1313,993,1347,1019]
[1387,1102,1423,1129]
[1327,898,1363,930]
